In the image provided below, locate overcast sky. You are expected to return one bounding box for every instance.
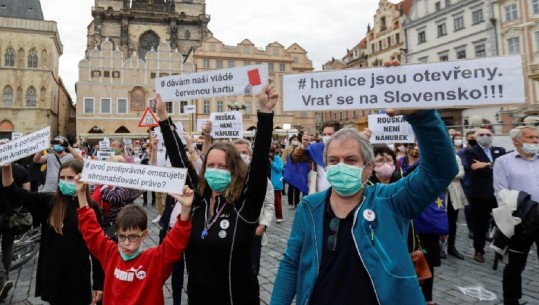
[40,0,382,101]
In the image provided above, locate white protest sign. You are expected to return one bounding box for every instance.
[210,111,243,139]
[81,160,187,194]
[368,114,416,144]
[155,65,268,101]
[11,132,23,140]
[96,151,115,160]
[99,140,110,151]
[183,105,196,114]
[197,119,209,132]
[123,138,132,148]
[0,126,50,166]
[283,55,525,111]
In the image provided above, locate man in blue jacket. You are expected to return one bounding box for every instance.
[270,109,457,305]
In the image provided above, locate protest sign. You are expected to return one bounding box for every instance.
[96,151,115,160]
[0,126,50,166]
[197,119,209,132]
[99,140,110,151]
[183,105,196,114]
[81,160,188,194]
[368,114,416,144]
[283,55,525,111]
[155,65,268,101]
[138,107,159,127]
[11,132,23,140]
[210,111,243,139]
[123,138,133,148]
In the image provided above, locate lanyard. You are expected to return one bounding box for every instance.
[201,197,227,239]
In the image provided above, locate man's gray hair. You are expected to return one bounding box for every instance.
[233,138,253,155]
[323,128,374,165]
[111,138,125,148]
[509,126,538,139]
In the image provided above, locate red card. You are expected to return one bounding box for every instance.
[247,69,261,86]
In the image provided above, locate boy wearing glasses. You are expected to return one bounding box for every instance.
[75,178,193,305]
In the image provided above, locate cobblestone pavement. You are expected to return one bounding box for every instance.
[4,194,538,305]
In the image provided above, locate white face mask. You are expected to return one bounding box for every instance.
[397,145,406,152]
[453,139,463,147]
[322,136,331,145]
[240,153,251,165]
[522,143,539,155]
[291,140,299,146]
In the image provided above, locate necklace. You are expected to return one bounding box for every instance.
[201,197,228,239]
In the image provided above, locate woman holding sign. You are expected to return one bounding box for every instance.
[1,160,104,305]
[153,81,277,305]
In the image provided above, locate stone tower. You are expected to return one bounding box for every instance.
[87,0,209,59]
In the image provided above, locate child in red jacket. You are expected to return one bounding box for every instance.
[76,175,193,305]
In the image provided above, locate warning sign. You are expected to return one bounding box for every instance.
[138,107,159,127]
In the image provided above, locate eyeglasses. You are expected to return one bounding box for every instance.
[478,133,492,137]
[374,156,394,165]
[116,230,146,242]
[327,217,340,251]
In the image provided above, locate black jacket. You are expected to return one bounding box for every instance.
[464,145,506,200]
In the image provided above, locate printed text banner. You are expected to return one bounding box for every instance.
[81,160,188,194]
[283,56,525,111]
[210,111,243,139]
[155,65,268,101]
[368,114,416,144]
[0,126,50,166]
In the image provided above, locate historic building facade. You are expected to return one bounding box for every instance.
[0,0,75,140]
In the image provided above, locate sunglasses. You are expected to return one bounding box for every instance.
[327,217,340,251]
[116,230,146,242]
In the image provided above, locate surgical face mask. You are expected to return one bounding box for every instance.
[54,145,65,153]
[453,139,463,147]
[322,136,331,145]
[204,168,232,192]
[397,145,406,153]
[476,135,492,146]
[374,163,395,179]
[522,143,539,155]
[118,246,142,261]
[58,180,76,196]
[291,140,299,146]
[112,148,122,155]
[326,163,365,197]
[240,153,251,165]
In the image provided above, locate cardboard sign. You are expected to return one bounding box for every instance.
[96,151,115,160]
[99,140,110,151]
[283,56,525,111]
[155,65,269,101]
[0,127,50,166]
[183,105,196,114]
[210,111,243,139]
[368,114,416,144]
[11,132,23,140]
[138,107,159,127]
[81,160,188,194]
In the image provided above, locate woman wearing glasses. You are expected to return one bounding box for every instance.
[153,82,278,305]
[1,160,104,305]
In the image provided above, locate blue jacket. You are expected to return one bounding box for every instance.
[270,110,458,305]
[271,156,284,191]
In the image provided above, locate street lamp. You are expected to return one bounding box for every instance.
[228,102,246,111]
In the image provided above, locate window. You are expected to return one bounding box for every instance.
[268,63,274,72]
[113,71,120,78]
[507,37,520,54]
[2,86,13,107]
[150,72,156,79]
[203,100,210,114]
[101,98,111,114]
[418,31,426,43]
[209,44,216,51]
[505,4,518,22]
[84,98,94,114]
[245,101,252,114]
[279,63,286,72]
[138,31,159,60]
[243,46,250,53]
[437,23,447,36]
[217,100,223,112]
[371,44,376,53]
[216,60,223,69]
[203,59,210,69]
[475,44,486,57]
[418,56,428,63]
[534,0,539,14]
[387,37,391,47]
[184,30,191,40]
[228,60,235,68]
[472,9,484,24]
[273,48,281,56]
[293,56,298,63]
[435,2,441,10]
[4,48,14,67]
[117,98,128,114]
[26,87,36,107]
[353,111,357,119]
[378,41,383,51]
[454,16,464,31]
[180,101,188,113]
[27,48,38,68]
[166,102,173,114]
[104,71,110,78]
[396,33,400,44]
[456,49,466,59]
[440,54,449,61]
[244,61,250,66]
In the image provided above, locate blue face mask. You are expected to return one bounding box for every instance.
[54,145,65,153]
[118,246,142,261]
[204,168,231,192]
[58,180,76,196]
[326,163,365,197]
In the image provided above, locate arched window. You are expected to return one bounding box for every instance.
[185,30,191,40]
[138,31,160,60]
[26,86,36,107]
[2,86,13,107]
[4,48,14,67]
[28,48,38,68]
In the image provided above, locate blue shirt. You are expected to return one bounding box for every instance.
[493,151,539,201]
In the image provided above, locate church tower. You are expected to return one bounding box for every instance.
[87,0,209,58]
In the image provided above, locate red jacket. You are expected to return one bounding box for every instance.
[78,207,191,305]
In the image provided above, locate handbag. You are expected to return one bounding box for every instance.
[8,207,33,234]
[410,222,432,285]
